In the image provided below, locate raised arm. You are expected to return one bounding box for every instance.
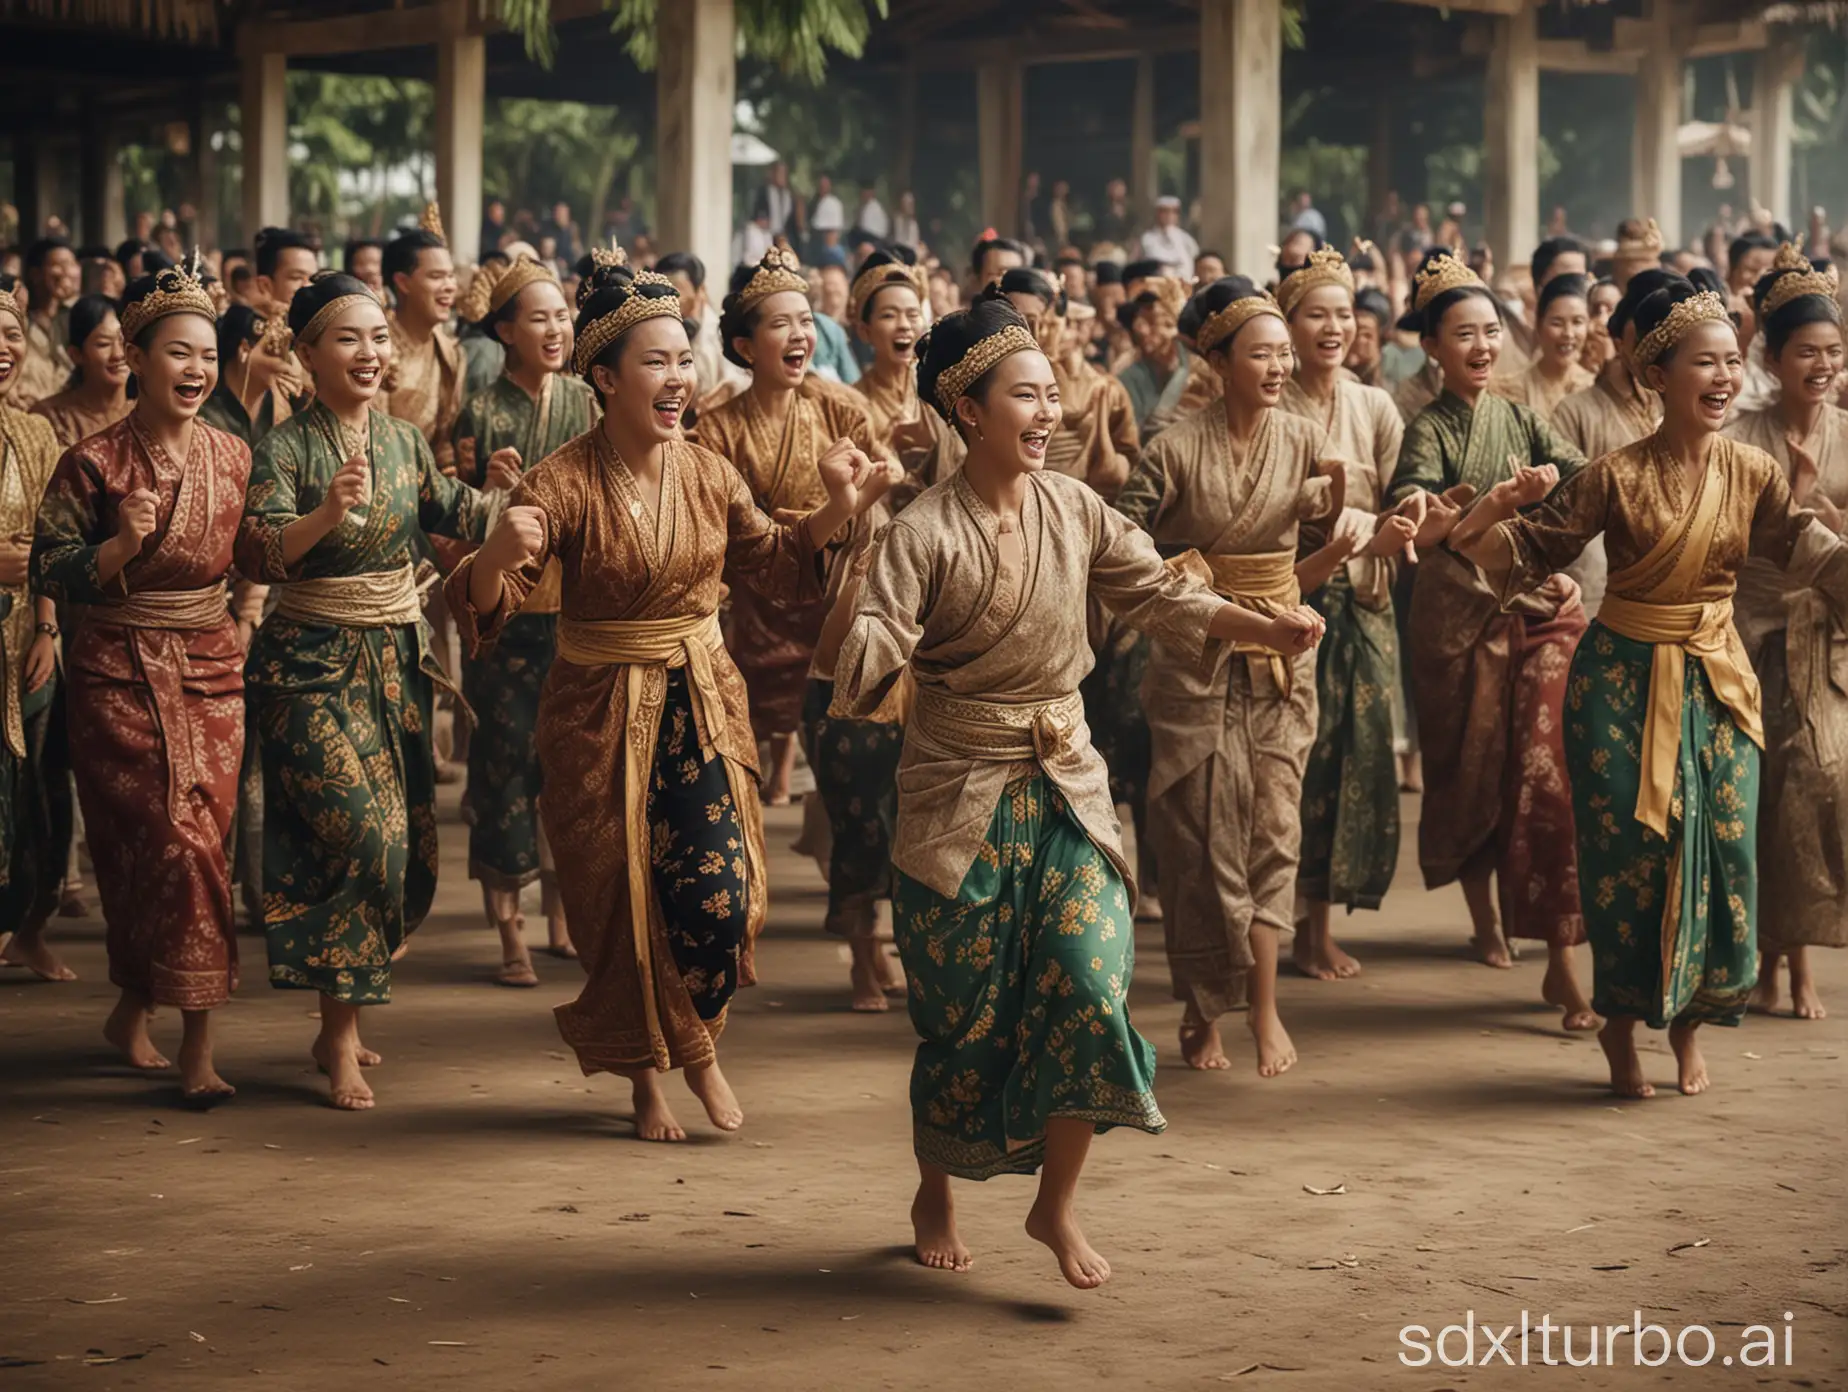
[1749,445,1848,623]
[1452,459,1611,605]
[415,428,492,542]
[450,467,560,650]
[31,450,135,603]
[827,517,931,719]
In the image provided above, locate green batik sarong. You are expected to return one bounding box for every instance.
[1298,570,1401,910]
[1566,624,1760,1029]
[893,774,1164,1181]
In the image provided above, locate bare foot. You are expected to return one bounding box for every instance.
[1398,751,1423,793]
[103,998,170,1070]
[355,1042,383,1067]
[310,1037,376,1110]
[685,1059,744,1131]
[1749,953,1783,1015]
[1292,930,1362,981]
[1025,1199,1112,1290]
[849,938,891,1012]
[178,1037,235,1106]
[1470,925,1514,969]
[631,1073,685,1142]
[1788,948,1827,1020]
[1668,1022,1710,1095]
[1248,1007,1297,1079]
[390,939,411,963]
[1178,1019,1231,1070]
[1597,1020,1654,1099]
[1541,949,1599,1031]
[0,931,78,982]
[57,887,88,918]
[875,941,907,997]
[498,952,539,988]
[911,1177,972,1272]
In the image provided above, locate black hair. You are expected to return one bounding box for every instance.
[1727,231,1778,280]
[1275,229,1324,273]
[1121,258,1164,285]
[1054,252,1084,271]
[1179,275,1270,357]
[853,249,923,323]
[654,251,706,291]
[285,271,377,340]
[916,289,1037,431]
[220,248,250,268]
[1398,248,1499,336]
[1632,278,1720,368]
[76,244,112,263]
[24,237,71,273]
[717,260,810,370]
[575,259,684,386]
[968,236,1030,280]
[141,248,175,275]
[1610,267,1681,339]
[1117,287,1171,333]
[1353,287,1394,329]
[996,265,1064,316]
[215,302,265,368]
[344,238,385,272]
[254,226,315,278]
[382,228,446,289]
[1093,260,1124,287]
[1195,249,1229,270]
[1687,266,1726,300]
[1754,257,1844,358]
[114,238,149,270]
[1530,235,1585,288]
[61,293,121,389]
[1535,272,1591,320]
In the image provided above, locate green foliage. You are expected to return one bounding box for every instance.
[482,98,642,235]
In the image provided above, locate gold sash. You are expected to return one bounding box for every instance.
[1191,549,1302,694]
[554,610,727,1055]
[274,564,424,628]
[910,686,1084,764]
[1599,460,1763,839]
[85,582,230,630]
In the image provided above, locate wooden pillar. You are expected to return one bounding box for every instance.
[1198,0,1281,280]
[1750,43,1798,230]
[894,61,917,197]
[239,46,289,242]
[1130,51,1157,223]
[80,115,124,248]
[14,133,55,239]
[189,94,222,252]
[1630,16,1683,249]
[435,13,486,264]
[1483,0,1539,280]
[976,56,1023,235]
[1367,89,1393,240]
[656,0,735,282]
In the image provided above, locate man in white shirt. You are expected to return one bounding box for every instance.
[810,175,845,237]
[753,161,797,238]
[732,210,774,270]
[1138,196,1199,277]
[856,187,890,241]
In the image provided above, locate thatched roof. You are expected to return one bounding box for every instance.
[0,0,222,41]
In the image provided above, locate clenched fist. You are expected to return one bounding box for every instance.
[319,455,372,525]
[480,504,546,574]
[484,447,524,493]
[117,488,160,545]
[1264,605,1327,656]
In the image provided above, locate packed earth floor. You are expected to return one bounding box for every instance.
[3,789,1844,1391]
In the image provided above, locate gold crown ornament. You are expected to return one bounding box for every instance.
[734,245,811,314]
[0,278,25,330]
[1632,290,1733,372]
[1275,244,1356,317]
[933,323,1039,414]
[1410,251,1486,314]
[1195,292,1286,355]
[1615,217,1664,262]
[572,270,683,376]
[118,250,217,343]
[460,255,560,324]
[419,200,447,245]
[1759,242,1843,322]
[849,258,928,326]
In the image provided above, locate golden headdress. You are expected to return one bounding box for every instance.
[419,200,447,246]
[849,255,927,326]
[1614,217,1664,262]
[1195,291,1285,355]
[733,245,811,315]
[1759,241,1843,322]
[571,256,682,376]
[1275,245,1356,317]
[119,250,217,343]
[1410,250,1486,315]
[292,270,384,347]
[932,323,1039,415]
[1632,290,1733,372]
[0,277,25,331]
[257,313,294,359]
[460,255,560,324]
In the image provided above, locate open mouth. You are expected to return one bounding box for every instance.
[780,348,809,375]
[350,364,381,389]
[1316,337,1343,356]
[892,337,915,358]
[1466,354,1493,377]
[0,354,14,386]
[1806,372,1836,393]
[174,379,206,405]
[652,392,685,428]
[1021,428,1049,460]
[540,338,566,363]
[1698,390,1731,418]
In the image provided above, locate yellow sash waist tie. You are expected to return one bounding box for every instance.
[555,610,727,1057]
[1195,549,1301,695]
[1596,593,1764,837]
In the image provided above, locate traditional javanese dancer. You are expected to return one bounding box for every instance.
[1722,246,1847,1020]
[451,254,597,986]
[1385,250,1596,1032]
[690,245,881,806]
[834,291,1321,1287]
[236,272,498,1111]
[1449,279,1848,1096]
[853,247,963,502]
[450,257,893,1141]
[1116,277,1360,1077]
[32,260,248,1100]
[0,274,76,986]
[1274,247,1419,981]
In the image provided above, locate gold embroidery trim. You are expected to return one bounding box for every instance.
[1632,291,1733,371]
[571,282,683,374]
[933,324,1038,413]
[1274,245,1355,318]
[1760,242,1843,320]
[1195,294,1285,355]
[1410,252,1484,314]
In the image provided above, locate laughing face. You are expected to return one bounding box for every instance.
[1645,319,1744,433]
[592,313,696,443]
[1768,319,1845,411]
[498,279,574,377]
[0,311,26,399]
[1286,285,1355,374]
[1536,292,1589,370]
[955,348,1061,474]
[125,313,218,422]
[736,290,816,389]
[395,245,458,325]
[298,297,393,408]
[76,311,131,394]
[1212,310,1294,409]
[859,283,923,373]
[1425,292,1503,395]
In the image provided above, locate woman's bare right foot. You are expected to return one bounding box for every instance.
[849,938,891,1012]
[1541,947,1599,1031]
[1292,928,1361,981]
[1470,925,1514,969]
[1179,1020,1231,1071]
[1597,1020,1654,1099]
[1788,948,1827,1020]
[310,1037,375,1110]
[0,931,78,982]
[1025,1199,1111,1290]
[631,1073,685,1142]
[1668,1022,1710,1095]
[911,1177,972,1272]
[178,1036,235,1106]
[685,1060,744,1131]
[1249,1008,1297,1079]
[103,998,170,1070]
[1749,953,1783,1014]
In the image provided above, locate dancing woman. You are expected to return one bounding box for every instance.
[834,292,1320,1287]
[451,255,598,986]
[449,258,891,1141]
[1449,279,1848,1095]
[1721,246,1848,1019]
[236,273,496,1111]
[32,260,248,1099]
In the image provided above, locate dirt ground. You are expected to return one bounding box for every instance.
[3,789,1844,1391]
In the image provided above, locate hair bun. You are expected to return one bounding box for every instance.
[577,246,634,308]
